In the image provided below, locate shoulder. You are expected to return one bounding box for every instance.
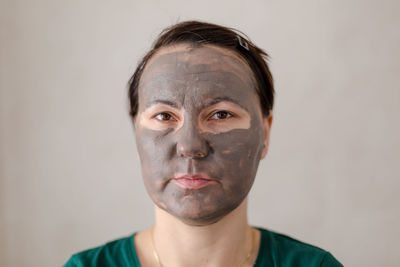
[257,228,343,267]
[63,234,140,267]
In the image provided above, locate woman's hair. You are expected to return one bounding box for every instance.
[128,20,274,118]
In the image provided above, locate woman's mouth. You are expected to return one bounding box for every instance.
[172,174,216,189]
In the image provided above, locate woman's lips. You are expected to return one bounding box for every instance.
[172,174,216,189]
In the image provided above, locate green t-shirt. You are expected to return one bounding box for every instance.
[64,228,343,267]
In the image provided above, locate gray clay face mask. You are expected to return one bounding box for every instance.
[135,44,267,226]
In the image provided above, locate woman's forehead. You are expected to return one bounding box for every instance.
[140,43,256,89]
[137,43,262,116]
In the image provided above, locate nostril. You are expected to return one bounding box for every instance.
[178,151,206,159]
[176,144,207,159]
[195,152,205,158]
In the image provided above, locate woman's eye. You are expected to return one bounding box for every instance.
[154,113,175,121]
[210,111,233,120]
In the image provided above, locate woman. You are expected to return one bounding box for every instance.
[64,21,342,267]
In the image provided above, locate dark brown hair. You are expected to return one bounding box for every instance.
[128,20,274,118]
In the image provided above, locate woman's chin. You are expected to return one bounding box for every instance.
[174,212,226,226]
[156,199,241,226]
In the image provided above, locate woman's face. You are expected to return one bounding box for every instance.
[134,44,271,225]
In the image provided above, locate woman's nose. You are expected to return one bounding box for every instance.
[176,122,209,159]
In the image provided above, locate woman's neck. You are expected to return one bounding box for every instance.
[150,198,257,267]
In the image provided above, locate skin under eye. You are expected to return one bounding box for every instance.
[209,110,234,120]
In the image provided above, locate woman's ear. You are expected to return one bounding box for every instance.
[260,111,273,160]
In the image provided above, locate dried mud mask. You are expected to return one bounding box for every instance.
[134,44,268,225]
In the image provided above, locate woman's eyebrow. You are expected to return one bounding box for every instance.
[201,97,248,111]
[145,100,179,109]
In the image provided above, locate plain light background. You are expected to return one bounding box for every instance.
[1,0,399,266]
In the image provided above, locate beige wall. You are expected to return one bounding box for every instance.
[1,0,399,266]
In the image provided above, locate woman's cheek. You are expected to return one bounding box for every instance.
[211,128,263,176]
[135,128,173,181]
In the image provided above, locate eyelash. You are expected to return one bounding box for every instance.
[209,110,234,120]
[152,110,235,122]
[154,112,176,121]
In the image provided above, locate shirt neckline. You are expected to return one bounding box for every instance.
[129,228,268,267]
